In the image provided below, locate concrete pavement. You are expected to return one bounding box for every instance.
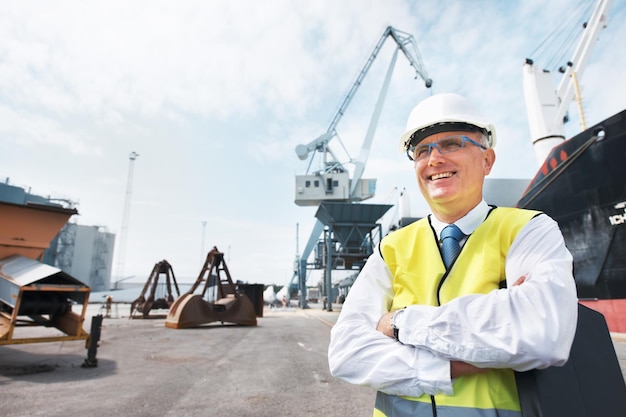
[0,306,374,417]
[1,303,625,417]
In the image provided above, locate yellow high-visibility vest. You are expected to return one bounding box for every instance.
[376,207,539,417]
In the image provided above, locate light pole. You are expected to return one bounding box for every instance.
[200,221,207,266]
[115,151,139,281]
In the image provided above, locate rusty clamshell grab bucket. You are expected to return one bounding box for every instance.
[165,246,257,329]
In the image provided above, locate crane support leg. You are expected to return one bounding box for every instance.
[297,220,325,308]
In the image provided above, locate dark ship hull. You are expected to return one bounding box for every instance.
[517,109,626,332]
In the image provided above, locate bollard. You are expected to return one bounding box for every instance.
[82,314,103,368]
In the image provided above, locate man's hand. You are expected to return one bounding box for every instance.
[451,361,488,378]
[513,275,526,286]
[376,311,395,338]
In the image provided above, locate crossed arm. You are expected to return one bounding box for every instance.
[376,276,526,378]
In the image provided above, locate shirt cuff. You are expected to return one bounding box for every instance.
[396,304,438,346]
[412,348,453,395]
[396,307,453,394]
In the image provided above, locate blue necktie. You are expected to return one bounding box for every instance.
[441,224,464,269]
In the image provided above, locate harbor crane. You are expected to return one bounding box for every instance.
[293,26,432,308]
[295,26,432,207]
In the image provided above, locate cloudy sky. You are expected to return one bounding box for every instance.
[1,0,624,287]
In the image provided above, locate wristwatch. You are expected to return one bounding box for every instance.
[391,309,404,341]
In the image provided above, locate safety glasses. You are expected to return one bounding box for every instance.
[407,135,486,161]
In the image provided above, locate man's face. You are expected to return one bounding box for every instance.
[413,130,495,221]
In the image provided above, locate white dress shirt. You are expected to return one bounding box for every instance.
[328,201,578,398]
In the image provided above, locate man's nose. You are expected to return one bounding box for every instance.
[427,145,445,162]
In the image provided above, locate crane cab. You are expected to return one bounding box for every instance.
[295,172,376,206]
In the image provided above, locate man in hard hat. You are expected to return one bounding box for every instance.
[328,93,577,416]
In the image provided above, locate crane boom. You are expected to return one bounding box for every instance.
[349,48,399,197]
[324,26,432,142]
[295,26,431,163]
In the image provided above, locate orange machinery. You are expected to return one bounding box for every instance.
[0,200,101,367]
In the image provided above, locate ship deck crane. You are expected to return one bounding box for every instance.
[523,0,612,164]
[292,26,432,308]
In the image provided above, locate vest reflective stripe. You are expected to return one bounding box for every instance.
[378,207,539,416]
[375,392,522,417]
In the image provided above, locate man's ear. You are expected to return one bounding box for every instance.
[483,148,496,175]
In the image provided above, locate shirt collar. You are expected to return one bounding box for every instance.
[430,200,489,240]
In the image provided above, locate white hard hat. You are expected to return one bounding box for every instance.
[399,93,496,152]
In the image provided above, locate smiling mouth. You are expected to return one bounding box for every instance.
[430,172,455,181]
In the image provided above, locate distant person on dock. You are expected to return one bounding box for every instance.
[105,294,113,318]
[328,93,578,417]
